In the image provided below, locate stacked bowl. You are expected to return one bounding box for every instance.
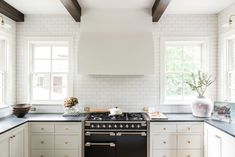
[12,104,31,118]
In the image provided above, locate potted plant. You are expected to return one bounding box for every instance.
[63,96,79,115]
[186,71,216,117]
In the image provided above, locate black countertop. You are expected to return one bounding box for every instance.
[1,113,235,138]
[0,113,88,135]
[149,113,207,122]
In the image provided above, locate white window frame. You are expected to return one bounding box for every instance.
[160,37,209,105]
[224,35,235,101]
[0,37,7,107]
[25,37,74,105]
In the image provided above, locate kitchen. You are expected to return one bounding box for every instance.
[0,0,235,157]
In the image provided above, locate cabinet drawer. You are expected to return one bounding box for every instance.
[178,135,201,149]
[31,135,54,149]
[153,150,176,157]
[177,124,202,133]
[55,124,81,134]
[55,150,79,157]
[177,150,201,157]
[153,135,177,149]
[151,124,177,133]
[31,124,54,133]
[31,150,54,157]
[55,135,80,149]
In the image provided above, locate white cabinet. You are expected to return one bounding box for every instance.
[30,122,82,157]
[150,122,203,157]
[0,124,28,157]
[204,123,235,157]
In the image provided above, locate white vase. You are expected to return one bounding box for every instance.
[191,96,214,117]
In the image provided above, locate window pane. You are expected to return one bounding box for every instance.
[34,60,51,72]
[52,74,67,87]
[165,73,183,101]
[183,46,201,72]
[52,46,68,59]
[32,74,50,100]
[0,73,3,88]
[0,87,3,105]
[0,40,5,72]
[52,60,68,72]
[165,46,183,72]
[51,87,67,100]
[34,46,51,59]
[183,73,196,98]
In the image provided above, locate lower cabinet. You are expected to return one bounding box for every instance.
[0,124,28,157]
[150,122,203,157]
[30,122,82,157]
[204,123,235,157]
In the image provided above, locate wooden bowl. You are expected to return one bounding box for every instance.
[12,104,31,118]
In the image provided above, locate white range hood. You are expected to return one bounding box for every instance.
[78,9,154,75]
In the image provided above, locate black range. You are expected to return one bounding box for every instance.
[84,112,147,157]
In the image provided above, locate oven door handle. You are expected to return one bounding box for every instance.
[85,142,116,147]
[85,131,116,136]
[116,132,147,136]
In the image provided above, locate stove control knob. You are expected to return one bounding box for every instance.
[91,124,94,128]
[137,124,140,128]
[125,124,129,128]
[102,124,106,128]
[97,124,100,128]
[114,124,117,128]
[108,125,112,128]
[119,124,123,128]
[131,124,135,128]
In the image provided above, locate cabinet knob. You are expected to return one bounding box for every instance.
[187,155,191,157]
[65,142,68,144]
[163,128,166,130]
[40,155,44,157]
[163,155,166,157]
[65,156,68,157]
[187,127,191,131]
[215,135,221,139]
[187,141,191,144]
[65,128,69,130]
[41,141,44,144]
[41,128,44,131]
[163,141,166,144]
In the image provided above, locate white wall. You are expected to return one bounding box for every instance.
[217,3,235,100]
[0,14,16,118]
[16,14,217,113]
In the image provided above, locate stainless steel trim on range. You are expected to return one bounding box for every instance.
[116,132,147,136]
[85,142,116,147]
[85,131,116,136]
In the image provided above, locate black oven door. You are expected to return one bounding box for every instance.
[85,131,116,157]
[116,132,147,157]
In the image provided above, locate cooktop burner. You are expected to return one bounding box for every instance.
[87,112,145,121]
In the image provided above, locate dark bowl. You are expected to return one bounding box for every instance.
[12,104,31,118]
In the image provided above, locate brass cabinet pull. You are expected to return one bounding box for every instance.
[215,135,221,139]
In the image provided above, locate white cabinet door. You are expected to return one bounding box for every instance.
[0,136,10,157]
[10,128,24,157]
[221,131,235,157]
[207,129,222,157]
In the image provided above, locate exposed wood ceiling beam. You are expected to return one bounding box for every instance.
[60,0,81,22]
[0,0,24,22]
[152,0,171,22]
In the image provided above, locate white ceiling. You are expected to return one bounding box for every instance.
[4,0,235,15]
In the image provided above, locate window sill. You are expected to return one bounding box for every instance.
[0,105,10,109]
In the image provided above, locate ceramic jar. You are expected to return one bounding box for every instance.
[191,96,214,117]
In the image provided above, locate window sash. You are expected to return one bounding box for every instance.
[162,42,204,104]
[30,43,69,102]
